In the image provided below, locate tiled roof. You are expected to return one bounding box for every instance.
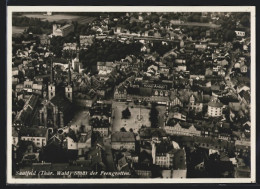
[139,128,167,139]
[173,149,186,169]
[20,127,48,137]
[12,127,18,137]
[208,101,223,108]
[111,132,135,142]
[156,141,175,155]
[78,132,91,143]
[50,94,72,112]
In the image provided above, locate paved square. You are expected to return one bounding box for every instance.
[112,101,151,133]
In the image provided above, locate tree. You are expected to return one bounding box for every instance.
[120,127,126,132]
[91,131,102,146]
[240,14,250,27]
[149,103,159,128]
[122,107,131,119]
[16,99,25,111]
[224,30,236,42]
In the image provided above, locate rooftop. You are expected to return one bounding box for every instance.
[20,127,48,137]
[111,132,135,142]
[208,100,223,108]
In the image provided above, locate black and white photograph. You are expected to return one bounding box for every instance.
[7,6,256,184]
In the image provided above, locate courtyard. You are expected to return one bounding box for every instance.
[68,110,92,132]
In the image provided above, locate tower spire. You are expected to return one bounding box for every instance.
[68,52,72,84]
[68,59,71,84]
[76,47,79,60]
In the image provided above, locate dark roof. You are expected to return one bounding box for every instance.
[117,156,128,168]
[133,162,152,171]
[239,90,250,103]
[208,101,223,108]
[139,128,167,139]
[140,142,152,150]
[111,132,135,142]
[50,93,73,112]
[139,150,153,163]
[156,141,174,155]
[78,132,91,143]
[12,127,18,137]
[20,127,48,137]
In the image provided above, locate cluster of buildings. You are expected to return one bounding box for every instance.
[11,12,251,179]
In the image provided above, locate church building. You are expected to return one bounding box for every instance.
[39,58,74,128]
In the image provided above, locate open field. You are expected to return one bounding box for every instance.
[20,13,81,22]
[171,21,221,28]
[76,17,97,24]
[112,101,151,133]
[12,26,27,34]
[19,13,96,24]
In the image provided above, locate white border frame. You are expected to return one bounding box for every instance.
[7,6,256,184]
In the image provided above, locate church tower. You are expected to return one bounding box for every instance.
[72,47,80,72]
[65,60,73,102]
[190,94,195,109]
[48,57,56,100]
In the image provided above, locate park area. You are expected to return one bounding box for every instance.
[111,101,151,133]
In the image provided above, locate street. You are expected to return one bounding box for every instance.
[103,137,116,172]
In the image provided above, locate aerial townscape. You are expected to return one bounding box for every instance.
[11,12,251,179]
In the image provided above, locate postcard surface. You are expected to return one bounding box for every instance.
[7,6,256,184]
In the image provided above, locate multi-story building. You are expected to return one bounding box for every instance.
[151,142,176,169]
[20,127,48,148]
[189,94,203,113]
[53,24,74,37]
[111,132,135,151]
[97,61,117,73]
[79,35,94,48]
[66,131,92,155]
[114,85,127,101]
[165,122,201,137]
[91,116,110,137]
[208,100,223,117]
